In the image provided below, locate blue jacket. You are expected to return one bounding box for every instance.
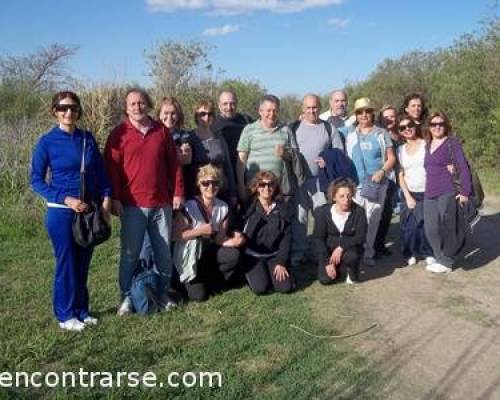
[31,126,111,204]
[317,148,359,192]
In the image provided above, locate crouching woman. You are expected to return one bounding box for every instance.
[173,164,243,302]
[240,171,294,295]
[313,178,367,284]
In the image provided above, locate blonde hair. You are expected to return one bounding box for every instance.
[196,164,223,187]
[327,178,356,203]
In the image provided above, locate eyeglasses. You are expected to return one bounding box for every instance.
[200,180,220,188]
[54,104,80,113]
[258,181,275,188]
[355,108,374,115]
[398,121,416,132]
[429,122,446,128]
[197,111,215,118]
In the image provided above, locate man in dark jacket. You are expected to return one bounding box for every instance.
[212,89,253,170]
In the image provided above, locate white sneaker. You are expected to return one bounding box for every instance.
[426,263,452,274]
[164,299,178,311]
[425,257,436,265]
[82,316,98,326]
[345,274,354,285]
[407,257,417,266]
[59,318,85,332]
[117,297,133,316]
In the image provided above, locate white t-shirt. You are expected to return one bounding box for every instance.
[184,198,228,232]
[330,205,351,233]
[398,140,426,193]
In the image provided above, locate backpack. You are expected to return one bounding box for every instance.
[130,259,161,315]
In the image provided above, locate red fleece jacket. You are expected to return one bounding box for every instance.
[104,118,184,207]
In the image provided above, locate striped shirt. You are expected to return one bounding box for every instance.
[237,120,298,181]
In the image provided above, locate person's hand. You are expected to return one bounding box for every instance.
[405,195,417,210]
[173,196,184,210]
[102,197,112,224]
[329,247,343,266]
[64,196,88,213]
[316,157,326,169]
[371,169,385,183]
[456,194,469,206]
[231,231,246,247]
[273,264,290,282]
[111,199,123,217]
[198,223,215,237]
[325,264,337,280]
[275,144,289,159]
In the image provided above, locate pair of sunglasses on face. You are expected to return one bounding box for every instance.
[200,180,220,188]
[257,181,275,189]
[398,121,416,132]
[54,104,81,113]
[197,111,215,118]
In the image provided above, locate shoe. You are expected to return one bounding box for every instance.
[426,263,451,274]
[117,297,133,316]
[345,274,354,285]
[407,257,417,266]
[363,257,376,267]
[82,316,98,326]
[59,318,85,332]
[425,257,436,265]
[163,298,178,312]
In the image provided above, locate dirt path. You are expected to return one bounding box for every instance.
[310,197,500,399]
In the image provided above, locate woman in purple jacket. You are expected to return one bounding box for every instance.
[423,111,471,274]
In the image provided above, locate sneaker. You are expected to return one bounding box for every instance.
[163,298,178,312]
[425,257,436,265]
[407,256,417,266]
[59,318,85,332]
[345,274,354,285]
[117,297,133,316]
[82,316,98,326]
[363,257,376,267]
[426,263,452,274]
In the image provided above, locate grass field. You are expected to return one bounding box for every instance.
[0,200,387,399]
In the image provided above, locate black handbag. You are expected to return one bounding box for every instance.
[72,133,111,248]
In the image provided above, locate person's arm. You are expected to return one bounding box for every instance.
[236,151,249,201]
[31,136,61,203]
[398,167,416,209]
[312,207,330,267]
[451,138,472,198]
[173,211,213,241]
[165,127,185,208]
[104,128,124,216]
[220,136,238,201]
[274,218,291,267]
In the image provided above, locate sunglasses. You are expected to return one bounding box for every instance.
[197,111,215,118]
[355,108,374,115]
[200,180,220,188]
[429,122,446,128]
[54,104,80,113]
[258,181,275,188]
[398,121,416,132]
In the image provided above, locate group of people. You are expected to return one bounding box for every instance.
[31,87,474,331]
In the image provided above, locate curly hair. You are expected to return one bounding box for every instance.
[400,92,429,122]
[326,178,357,204]
[196,164,224,188]
[248,170,281,198]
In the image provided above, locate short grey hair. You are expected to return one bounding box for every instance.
[259,94,280,108]
[123,87,154,114]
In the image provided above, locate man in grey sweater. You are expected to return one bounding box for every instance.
[290,94,344,267]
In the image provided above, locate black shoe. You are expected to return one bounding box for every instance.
[375,247,392,258]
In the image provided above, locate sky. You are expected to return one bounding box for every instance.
[0,0,497,96]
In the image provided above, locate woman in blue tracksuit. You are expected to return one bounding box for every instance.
[31,91,112,331]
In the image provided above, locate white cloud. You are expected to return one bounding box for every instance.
[327,17,350,28]
[202,24,240,36]
[147,0,344,14]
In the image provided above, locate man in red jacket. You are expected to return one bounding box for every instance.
[105,87,184,315]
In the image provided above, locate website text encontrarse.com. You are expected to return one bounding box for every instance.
[0,370,223,389]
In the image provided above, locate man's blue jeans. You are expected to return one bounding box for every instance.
[119,206,172,301]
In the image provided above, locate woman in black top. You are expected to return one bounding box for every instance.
[313,178,367,284]
[240,171,294,295]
